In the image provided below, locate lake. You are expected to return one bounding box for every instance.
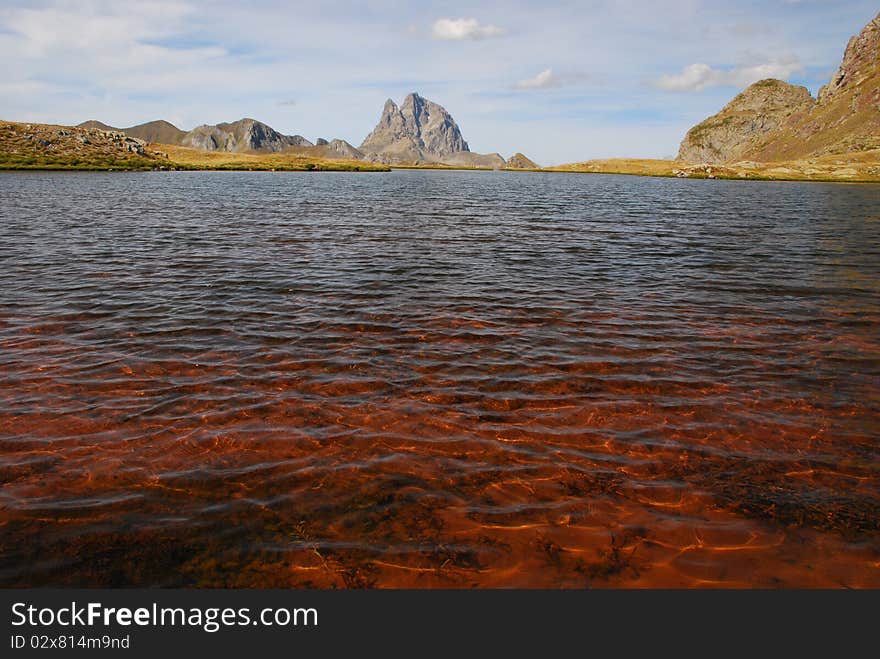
[0,169,878,587]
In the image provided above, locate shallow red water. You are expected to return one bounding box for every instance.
[0,171,878,587]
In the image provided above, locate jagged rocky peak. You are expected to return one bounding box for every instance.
[359,92,470,163]
[819,12,880,103]
[677,79,815,164]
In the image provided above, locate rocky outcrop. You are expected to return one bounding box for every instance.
[677,79,815,164]
[180,118,313,153]
[320,139,364,160]
[3,120,163,166]
[284,138,366,160]
[505,153,539,169]
[359,93,470,164]
[679,12,880,163]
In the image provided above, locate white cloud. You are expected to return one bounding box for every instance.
[654,56,803,91]
[0,1,860,164]
[431,18,504,41]
[514,68,559,90]
[513,68,592,91]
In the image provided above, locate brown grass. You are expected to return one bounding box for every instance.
[0,120,388,172]
[550,153,880,183]
[158,143,389,172]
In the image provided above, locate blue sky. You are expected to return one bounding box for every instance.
[0,1,876,164]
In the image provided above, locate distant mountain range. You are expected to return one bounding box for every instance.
[72,12,877,172]
[79,118,316,153]
[678,11,879,164]
[79,93,538,169]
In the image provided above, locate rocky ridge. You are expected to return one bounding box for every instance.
[1,120,164,169]
[75,92,533,167]
[819,12,880,103]
[181,118,312,153]
[79,118,314,154]
[679,12,880,164]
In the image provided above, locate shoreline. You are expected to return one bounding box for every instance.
[2,120,878,183]
[3,163,879,184]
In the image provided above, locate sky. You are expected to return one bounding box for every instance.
[0,0,876,165]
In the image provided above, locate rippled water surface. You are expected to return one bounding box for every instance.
[1,170,878,587]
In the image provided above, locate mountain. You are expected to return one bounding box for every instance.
[678,12,880,164]
[78,117,312,153]
[78,120,116,131]
[359,93,470,164]
[123,120,186,145]
[181,118,313,152]
[317,139,364,160]
[677,80,815,164]
[746,11,880,160]
[505,153,540,169]
[75,91,528,165]
[4,120,161,169]
[78,119,185,144]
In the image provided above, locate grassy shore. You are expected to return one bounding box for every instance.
[383,156,880,182]
[0,121,388,172]
[158,144,389,172]
[549,152,880,183]
[3,119,878,181]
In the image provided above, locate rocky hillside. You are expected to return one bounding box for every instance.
[677,80,815,163]
[1,120,164,169]
[123,120,186,145]
[746,11,880,160]
[79,118,313,154]
[78,119,185,144]
[1,120,388,171]
[360,93,471,164]
[315,139,364,160]
[506,153,540,169]
[679,12,880,164]
[181,118,312,153]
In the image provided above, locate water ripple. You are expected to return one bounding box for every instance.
[0,170,878,587]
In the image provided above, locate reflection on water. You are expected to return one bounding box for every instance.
[0,170,878,587]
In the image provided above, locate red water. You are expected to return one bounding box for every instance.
[0,171,878,587]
